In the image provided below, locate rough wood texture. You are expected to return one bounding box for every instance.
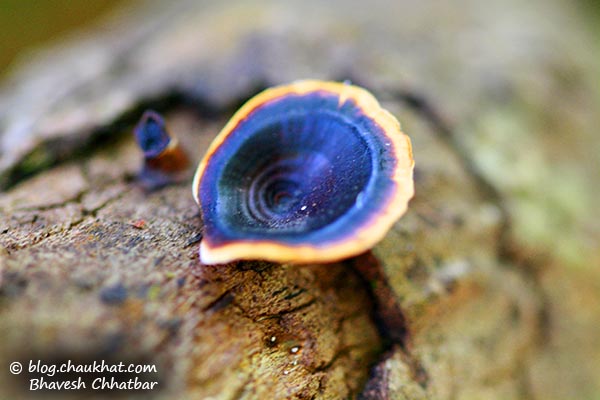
[1,0,599,399]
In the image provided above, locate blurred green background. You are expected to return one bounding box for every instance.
[1,0,599,78]
[0,0,125,77]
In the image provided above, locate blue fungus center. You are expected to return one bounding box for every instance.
[217,111,372,236]
[134,112,170,158]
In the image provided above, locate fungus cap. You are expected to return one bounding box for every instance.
[193,80,414,264]
[134,110,189,190]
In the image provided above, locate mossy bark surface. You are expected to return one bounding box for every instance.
[1,1,599,399]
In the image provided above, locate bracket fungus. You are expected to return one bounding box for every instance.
[133,110,189,189]
[193,80,414,264]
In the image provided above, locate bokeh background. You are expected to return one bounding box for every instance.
[0,0,124,77]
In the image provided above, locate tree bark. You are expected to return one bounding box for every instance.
[1,0,599,399]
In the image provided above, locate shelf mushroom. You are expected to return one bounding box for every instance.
[133,110,189,189]
[193,80,414,264]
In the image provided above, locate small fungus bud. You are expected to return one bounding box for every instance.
[133,110,189,189]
